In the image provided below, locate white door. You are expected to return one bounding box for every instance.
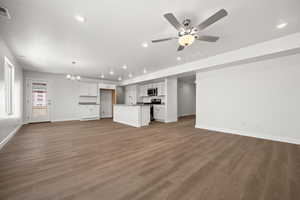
[100,90,112,118]
[26,79,51,123]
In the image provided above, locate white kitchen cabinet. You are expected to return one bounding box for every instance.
[138,85,144,97]
[79,104,100,120]
[99,83,116,90]
[79,82,98,96]
[153,105,165,121]
[89,84,98,96]
[79,82,89,96]
[157,82,165,96]
[137,82,165,98]
[143,85,148,96]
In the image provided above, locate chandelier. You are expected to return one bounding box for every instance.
[66,61,81,81]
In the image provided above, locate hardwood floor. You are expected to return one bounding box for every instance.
[0,117,299,200]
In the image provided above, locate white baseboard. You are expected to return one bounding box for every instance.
[51,117,80,122]
[178,113,196,117]
[0,124,23,150]
[195,124,300,145]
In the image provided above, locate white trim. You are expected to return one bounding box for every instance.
[0,124,22,150]
[25,79,51,123]
[80,117,100,121]
[51,117,80,122]
[4,56,14,116]
[195,124,300,145]
[178,113,196,117]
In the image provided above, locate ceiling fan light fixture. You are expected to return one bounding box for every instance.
[178,34,195,46]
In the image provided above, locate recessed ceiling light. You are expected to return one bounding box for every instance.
[277,22,287,29]
[118,76,122,81]
[109,70,114,75]
[66,74,72,79]
[142,42,148,48]
[75,15,86,22]
[128,73,133,78]
[122,65,127,69]
[143,68,147,74]
[100,74,105,79]
[177,56,182,61]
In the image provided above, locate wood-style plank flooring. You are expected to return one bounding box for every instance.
[0,116,299,200]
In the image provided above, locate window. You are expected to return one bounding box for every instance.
[4,57,14,115]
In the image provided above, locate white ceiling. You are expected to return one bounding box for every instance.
[0,0,299,81]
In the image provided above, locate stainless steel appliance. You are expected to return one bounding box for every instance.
[150,99,161,121]
[151,98,161,104]
[147,88,157,96]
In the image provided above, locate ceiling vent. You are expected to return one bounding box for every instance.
[0,5,11,19]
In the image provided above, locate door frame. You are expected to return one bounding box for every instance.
[25,78,52,123]
[99,88,116,118]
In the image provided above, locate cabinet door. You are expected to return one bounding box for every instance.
[79,83,89,96]
[90,105,99,116]
[143,85,147,96]
[138,86,142,97]
[159,82,165,96]
[158,106,165,120]
[153,107,159,119]
[157,83,161,96]
[80,105,88,117]
[88,84,98,96]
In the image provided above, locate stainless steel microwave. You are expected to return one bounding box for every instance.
[147,88,157,96]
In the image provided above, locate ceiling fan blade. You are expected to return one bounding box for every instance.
[152,37,177,43]
[177,45,185,51]
[196,35,219,42]
[164,13,184,31]
[197,9,228,31]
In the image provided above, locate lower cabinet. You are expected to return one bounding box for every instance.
[79,105,100,120]
[153,105,165,121]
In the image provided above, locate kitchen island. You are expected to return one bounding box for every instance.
[113,104,150,127]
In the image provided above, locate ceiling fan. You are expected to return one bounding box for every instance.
[152,9,228,51]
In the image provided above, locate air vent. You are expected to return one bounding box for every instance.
[0,5,11,19]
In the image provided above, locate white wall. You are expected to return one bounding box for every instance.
[178,81,196,117]
[24,71,82,122]
[0,37,23,148]
[23,71,111,122]
[196,53,300,144]
[165,77,178,122]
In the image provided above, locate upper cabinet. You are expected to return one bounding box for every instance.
[79,82,98,96]
[138,82,165,97]
[157,82,165,96]
[99,83,116,90]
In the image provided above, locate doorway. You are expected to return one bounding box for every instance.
[26,79,51,123]
[100,89,116,118]
[177,75,196,118]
